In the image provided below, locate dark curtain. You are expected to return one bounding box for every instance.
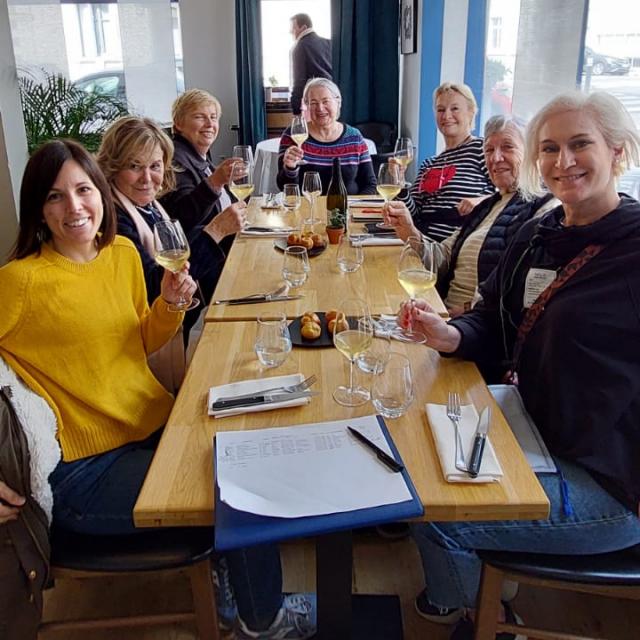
[330,0,399,126]
[235,0,266,146]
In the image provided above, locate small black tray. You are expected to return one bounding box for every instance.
[288,312,334,347]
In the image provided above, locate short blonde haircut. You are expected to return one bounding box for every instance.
[97,116,175,195]
[433,82,478,125]
[172,89,221,133]
[521,91,640,198]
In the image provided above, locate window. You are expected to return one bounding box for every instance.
[490,16,502,49]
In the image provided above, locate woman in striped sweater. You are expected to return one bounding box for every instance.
[397,82,495,241]
[277,78,377,195]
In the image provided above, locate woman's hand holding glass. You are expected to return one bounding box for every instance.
[397,236,437,343]
[383,201,419,243]
[208,157,238,191]
[153,219,199,311]
[398,299,461,352]
[205,201,247,243]
[332,299,373,407]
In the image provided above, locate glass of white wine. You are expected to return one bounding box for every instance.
[376,163,402,230]
[290,114,308,165]
[302,171,322,224]
[332,298,373,407]
[397,235,437,343]
[153,219,199,312]
[229,160,254,203]
[394,137,414,187]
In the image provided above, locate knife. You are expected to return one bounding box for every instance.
[244,226,293,233]
[467,406,491,478]
[226,294,303,305]
[211,390,318,411]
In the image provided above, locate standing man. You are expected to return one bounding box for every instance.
[289,13,333,115]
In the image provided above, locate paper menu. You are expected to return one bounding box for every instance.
[216,415,411,518]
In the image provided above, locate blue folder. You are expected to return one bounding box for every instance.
[214,415,424,551]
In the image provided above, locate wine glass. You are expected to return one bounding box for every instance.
[376,163,402,229]
[282,245,310,288]
[371,353,414,418]
[397,235,437,343]
[254,312,292,368]
[394,137,414,187]
[336,234,364,273]
[302,171,322,224]
[283,184,301,212]
[332,298,373,407]
[356,331,391,374]
[153,219,199,312]
[232,145,254,167]
[290,114,308,165]
[229,160,254,203]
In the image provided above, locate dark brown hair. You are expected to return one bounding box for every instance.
[11,139,117,259]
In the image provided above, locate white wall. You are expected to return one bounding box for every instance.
[180,0,239,162]
[0,0,28,264]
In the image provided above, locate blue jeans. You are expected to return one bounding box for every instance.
[411,458,640,609]
[49,431,283,630]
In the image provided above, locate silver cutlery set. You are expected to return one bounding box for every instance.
[213,284,303,306]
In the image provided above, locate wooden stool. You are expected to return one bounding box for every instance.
[39,527,219,639]
[474,545,640,640]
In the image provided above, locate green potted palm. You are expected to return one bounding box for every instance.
[326,208,346,244]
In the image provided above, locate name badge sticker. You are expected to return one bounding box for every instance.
[524,268,556,308]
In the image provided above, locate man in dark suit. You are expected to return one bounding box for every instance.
[289,13,333,115]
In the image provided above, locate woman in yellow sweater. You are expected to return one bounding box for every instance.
[0,140,318,639]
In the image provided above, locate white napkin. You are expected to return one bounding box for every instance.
[208,373,311,418]
[358,237,403,246]
[426,403,503,483]
[241,228,293,237]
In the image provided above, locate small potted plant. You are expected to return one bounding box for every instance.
[326,208,346,244]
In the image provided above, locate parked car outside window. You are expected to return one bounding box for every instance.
[584,46,631,76]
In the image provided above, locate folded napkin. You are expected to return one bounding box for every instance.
[348,197,384,208]
[358,237,403,246]
[426,403,503,483]
[208,373,311,418]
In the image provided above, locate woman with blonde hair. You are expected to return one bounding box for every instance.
[160,88,245,240]
[396,82,495,241]
[401,91,640,638]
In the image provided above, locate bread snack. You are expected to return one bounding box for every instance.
[301,311,321,325]
[328,312,349,335]
[286,230,325,250]
[311,233,324,248]
[324,309,339,323]
[300,320,321,340]
[286,233,301,246]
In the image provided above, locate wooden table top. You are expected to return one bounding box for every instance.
[134,322,549,528]
[206,197,447,322]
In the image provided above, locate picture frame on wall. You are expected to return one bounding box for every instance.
[400,0,417,55]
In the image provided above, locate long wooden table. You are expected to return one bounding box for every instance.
[135,322,548,528]
[205,197,448,322]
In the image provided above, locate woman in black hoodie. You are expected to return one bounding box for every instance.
[402,92,640,638]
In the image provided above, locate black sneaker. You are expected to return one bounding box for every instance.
[414,589,463,624]
[375,522,411,540]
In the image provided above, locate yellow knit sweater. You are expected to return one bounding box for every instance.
[0,236,183,461]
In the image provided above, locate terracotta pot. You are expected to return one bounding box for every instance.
[326,226,345,244]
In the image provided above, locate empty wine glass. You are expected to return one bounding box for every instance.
[282,245,310,288]
[283,184,302,212]
[254,312,292,368]
[290,114,308,165]
[153,219,199,312]
[336,234,364,273]
[393,137,414,187]
[397,235,437,343]
[356,330,391,374]
[302,171,322,224]
[229,160,254,203]
[232,145,254,167]
[371,353,414,418]
[333,298,373,407]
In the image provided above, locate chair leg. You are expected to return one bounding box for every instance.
[474,563,504,640]
[188,557,220,640]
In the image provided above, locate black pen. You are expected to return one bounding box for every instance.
[347,426,404,473]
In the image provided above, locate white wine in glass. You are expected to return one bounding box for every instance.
[290,115,308,164]
[377,163,402,203]
[332,298,373,407]
[397,236,436,343]
[153,219,199,312]
[229,160,254,203]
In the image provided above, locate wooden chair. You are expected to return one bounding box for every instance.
[39,527,220,639]
[473,545,640,640]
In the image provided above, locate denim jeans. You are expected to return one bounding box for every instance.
[49,431,283,630]
[411,457,640,609]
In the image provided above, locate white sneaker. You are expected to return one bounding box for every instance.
[235,593,317,639]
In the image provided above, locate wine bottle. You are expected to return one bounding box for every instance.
[326,157,348,228]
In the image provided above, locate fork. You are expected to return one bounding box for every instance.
[213,283,288,305]
[447,391,468,472]
[213,374,318,403]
